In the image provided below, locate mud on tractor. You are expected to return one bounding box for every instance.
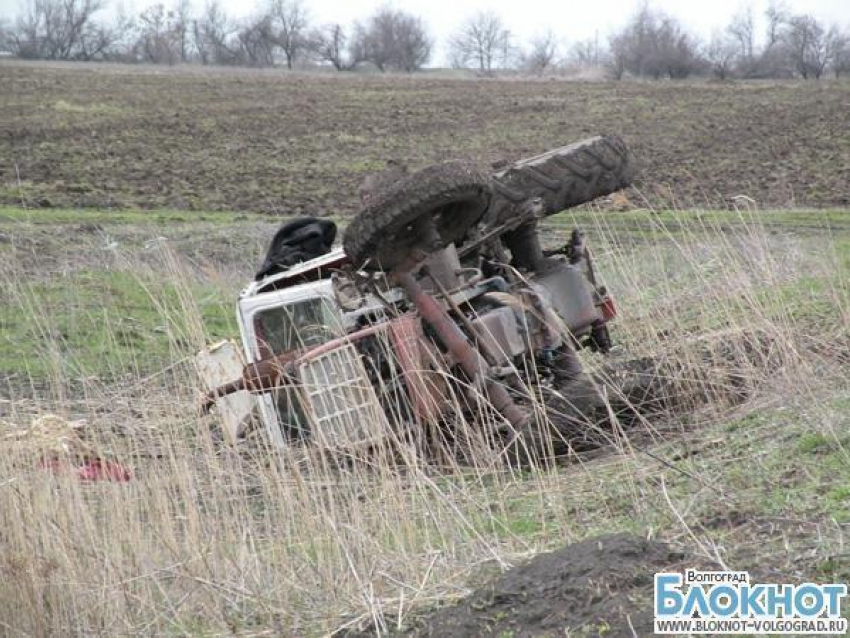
[199,136,636,461]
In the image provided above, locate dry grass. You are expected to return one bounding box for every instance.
[0,204,847,635]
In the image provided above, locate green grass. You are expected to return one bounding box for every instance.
[380,386,850,613]
[482,391,850,576]
[0,205,846,384]
[0,206,267,225]
[0,269,235,379]
[545,208,850,234]
[3,205,847,232]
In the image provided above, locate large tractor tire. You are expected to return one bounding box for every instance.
[343,161,491,271]
[487,135,636,226]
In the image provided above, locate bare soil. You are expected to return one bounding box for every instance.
[349,533,703,638]
[2,62,849,214]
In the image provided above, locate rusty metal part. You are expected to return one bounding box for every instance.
[472,306,526,366]
[457,198,543,260]
[425,268,500,367]
[433,268,510,366]
[421,245,463,293]
[201,324,392,413]
[598,293,616,321]
[390,246,431,276]
[292,323,388,364]
[200,353,295,414]
[531,261,601,336]
[393,270,529,429]
[387,314,447,423]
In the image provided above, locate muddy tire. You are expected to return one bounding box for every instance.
[343,161,491,271]
[487,135,636,225]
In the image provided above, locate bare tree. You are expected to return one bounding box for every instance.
[706,29,737,80]
[57,0,105,58]
[727,5,755,71]
[307,23,361,71]
[390,11,431,72]
[606,3,662,78]
[351,8,431,72]
[621,2,658,77]
[570,35,602,69]
[136,4,181,64]
[77,14,125,60]
[11,1,48,58]
[235,13,275,66]
[786,14,830,79]
[93,4,137,61]
[523,30,558,75]
[655,16,701,79]
[357,9,392,71]
[192,18,209,63]
[764,0,790,51]
[172,0,192,62]
[607,4,700,80]
[829,27,850,78]
[607,32,628,80]
[269,0,308,69]
[448,11,512,74]
[0,19,10,52]
[748,0,792,77]
[192,1,240,65]
[9,0,109,60]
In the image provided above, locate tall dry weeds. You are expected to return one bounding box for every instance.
[0,205,846,635]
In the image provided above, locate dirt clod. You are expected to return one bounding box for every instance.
[393,534,693,637]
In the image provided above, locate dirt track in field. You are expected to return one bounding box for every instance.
[2,62,849,215]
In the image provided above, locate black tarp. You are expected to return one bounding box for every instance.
[255,217,337,281]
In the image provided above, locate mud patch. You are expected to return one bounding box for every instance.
[359,533,703,637]
[522,328,786,459]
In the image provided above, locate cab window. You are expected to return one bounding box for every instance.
[253,297,342,358]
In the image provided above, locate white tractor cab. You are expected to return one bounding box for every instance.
[234,249,403,447]
[199,136,636,461]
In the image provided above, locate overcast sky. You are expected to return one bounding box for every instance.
[1,0,848,65]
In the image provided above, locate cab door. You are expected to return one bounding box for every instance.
[237,280,343,447]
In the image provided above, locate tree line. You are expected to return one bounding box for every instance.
[0,0,848,79]
[0,0,432,71]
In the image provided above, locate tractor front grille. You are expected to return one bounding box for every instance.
[297,343,390,448]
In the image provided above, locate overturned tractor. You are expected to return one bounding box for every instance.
[199,136,636,461]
